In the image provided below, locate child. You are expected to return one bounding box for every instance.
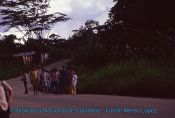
[46,70,52,94]
[71,71,78,95]
[41,69,48,93]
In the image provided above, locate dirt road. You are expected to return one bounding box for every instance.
[6,60,175,118]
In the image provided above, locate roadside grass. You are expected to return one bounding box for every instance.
[1,58,175,98]
[0,63,32,80]
[76,60,175,98]
[0,59,60,80]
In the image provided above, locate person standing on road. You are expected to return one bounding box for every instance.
[0,80,13,118]
[60,66,68,94]
[40,68,49,93]
[47,70,52,94]
[67,67,73,94]
[51,68,60,94]
[71,71,78,95]
[21,72,29,94]
[30,67,39,95]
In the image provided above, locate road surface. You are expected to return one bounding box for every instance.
[6,60,175,118]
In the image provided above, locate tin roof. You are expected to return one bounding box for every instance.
[13,51,36,57]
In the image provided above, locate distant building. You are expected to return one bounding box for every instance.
[13,51,48,65]
[41,52,49,64]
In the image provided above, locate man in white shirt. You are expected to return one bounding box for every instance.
[71,71,78,95]
[0,80,13,118]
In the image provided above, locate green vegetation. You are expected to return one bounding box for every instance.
[77,60,175,98]
[0,58,59,80]
[0,0,175,98]
[67,0,175,98]
[0,63,32,80]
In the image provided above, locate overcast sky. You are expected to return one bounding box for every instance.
[0,0,114,39]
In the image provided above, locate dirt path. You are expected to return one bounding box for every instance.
[6,59,175,118]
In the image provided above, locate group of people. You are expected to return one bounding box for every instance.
[0,65,78,118]
[21,65,78,95]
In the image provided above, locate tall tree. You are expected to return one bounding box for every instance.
[105,0,175,60]
[0,0,69,42]
[109,0,175,29]
[0,34,17,63]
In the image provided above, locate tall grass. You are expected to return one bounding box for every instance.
[77,60,175,98]
[0,63,33,80]
[0,60,54,80]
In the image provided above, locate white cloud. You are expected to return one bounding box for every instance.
[49,0,114,39]
[49,0,72,13]
[0,27,23,38]
[0,0,114,39]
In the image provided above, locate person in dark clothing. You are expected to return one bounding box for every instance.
[60,66,68,94]
[21,73,29,94]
